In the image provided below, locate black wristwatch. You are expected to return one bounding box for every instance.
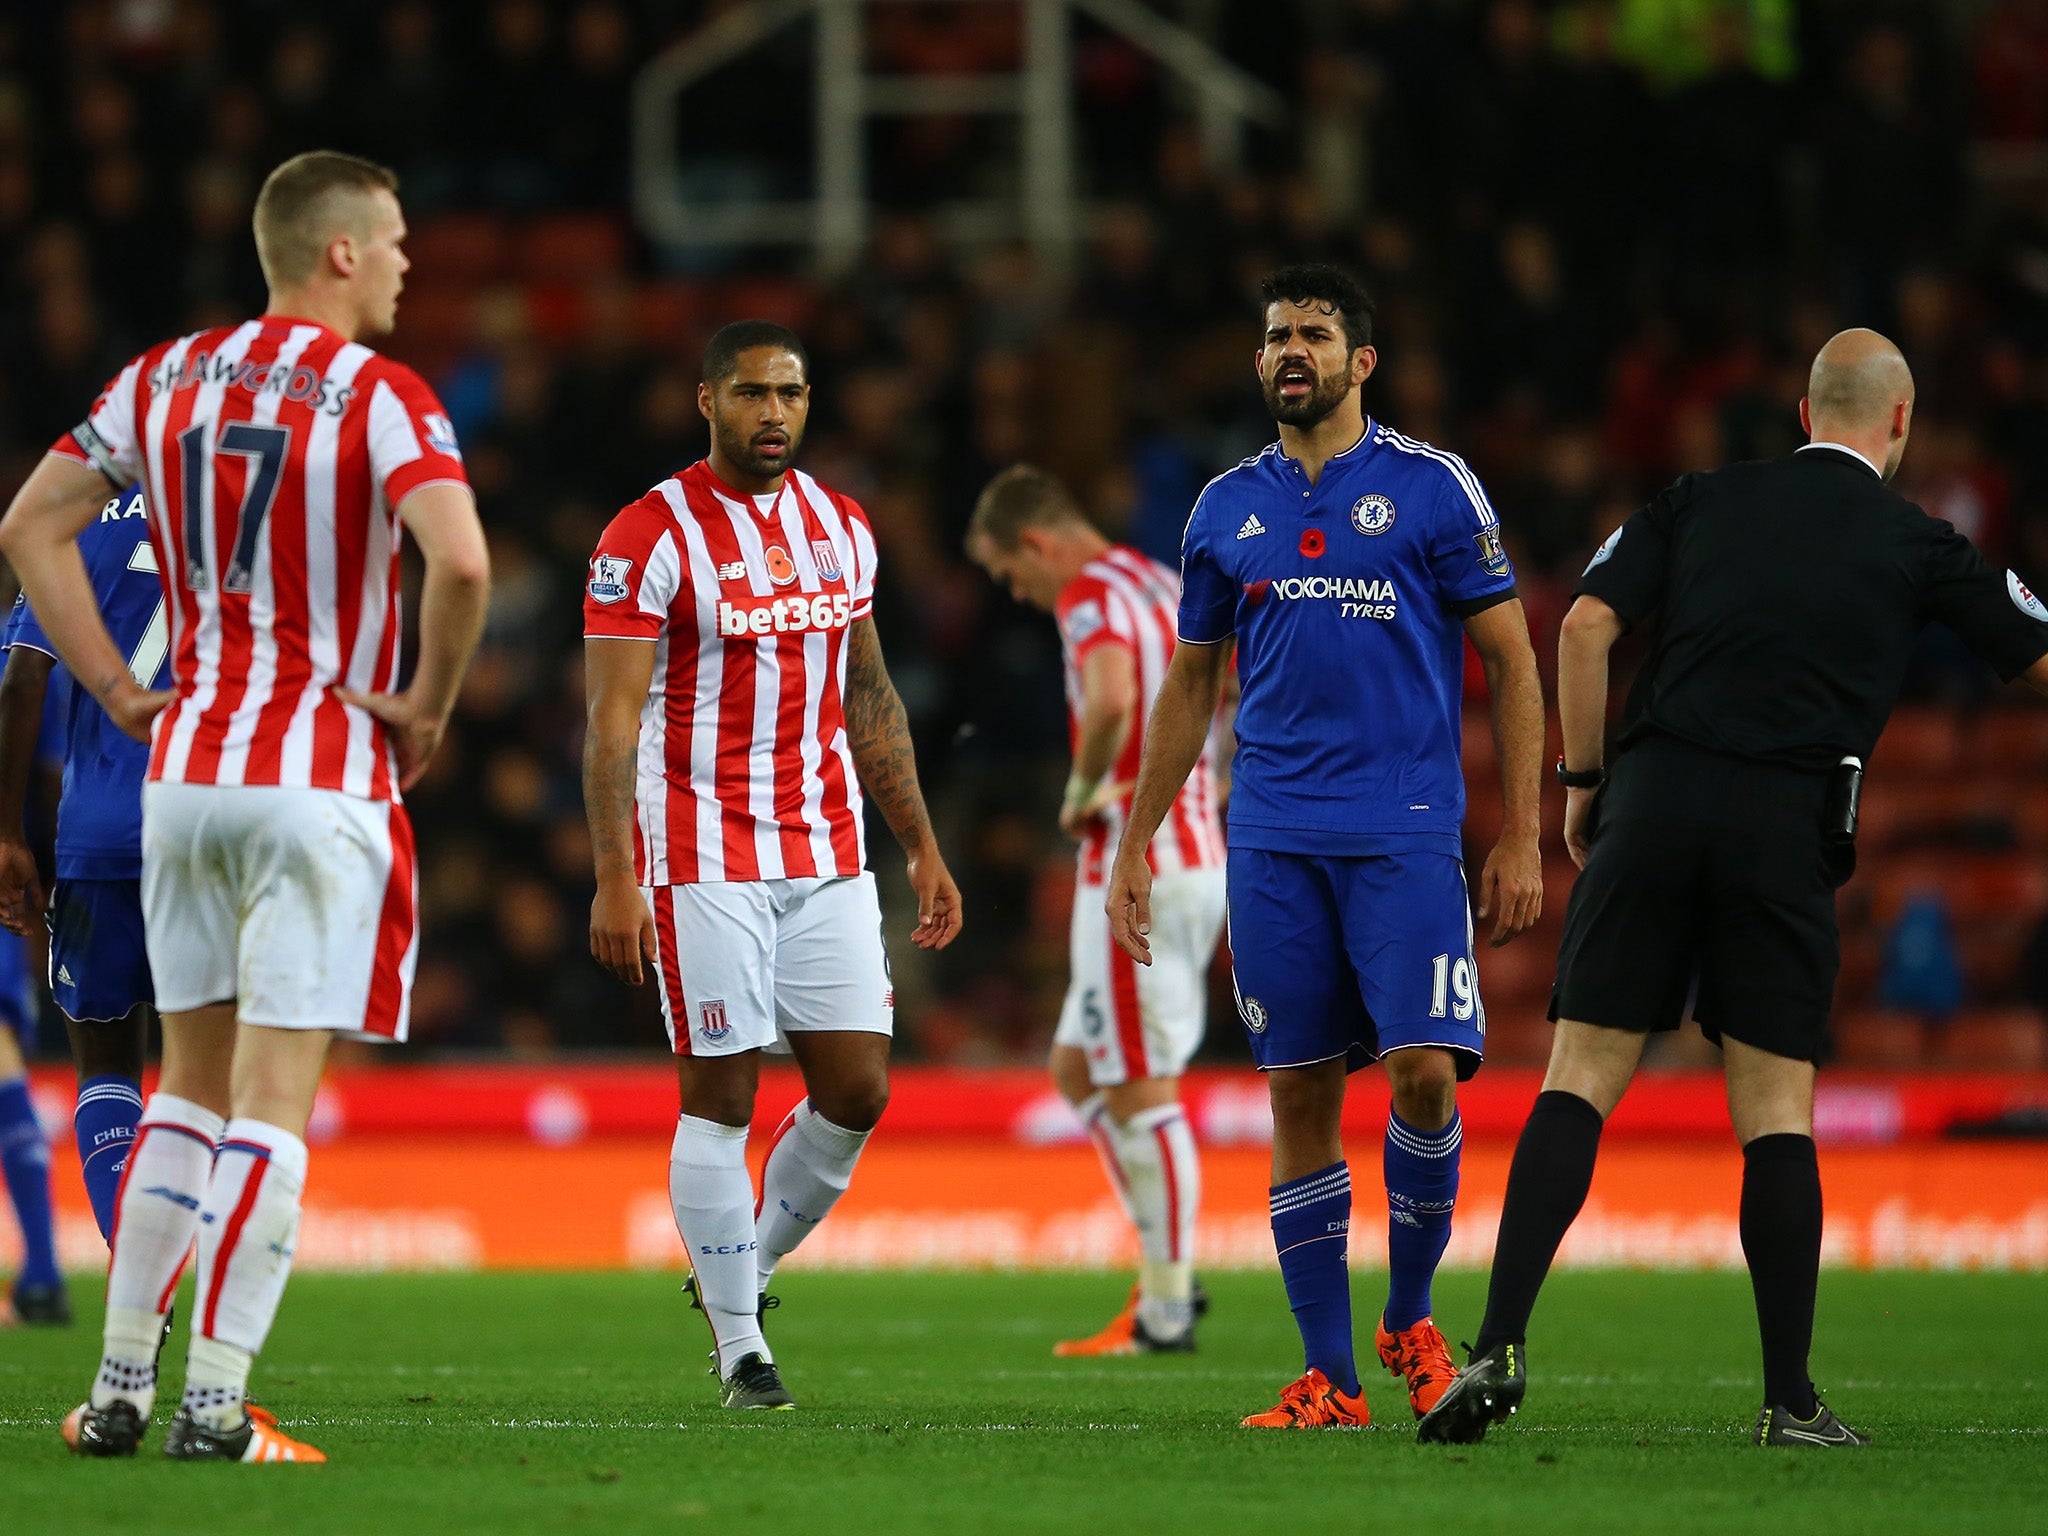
[1555,758,1605,790]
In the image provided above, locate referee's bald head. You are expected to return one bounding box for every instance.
[1801,329,1917,481]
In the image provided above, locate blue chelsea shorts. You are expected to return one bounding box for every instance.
[1226,847,1484,1079]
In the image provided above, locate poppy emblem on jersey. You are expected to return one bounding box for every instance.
[1351,494,1396,535]
[2010,569,2048,623]
[1240,996,1268,1034]
[764,544,799,586]
[699,999,731,1042]
[812,539,842,582]
[1300,528,1326,558]
[1473,524,1511,578]
[587,554,633,604]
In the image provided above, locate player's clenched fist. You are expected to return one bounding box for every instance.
[1106,848,1154,966]
[590,874,657,986]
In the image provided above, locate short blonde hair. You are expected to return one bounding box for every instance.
[969,464,1089,551]
[251,151,398,287]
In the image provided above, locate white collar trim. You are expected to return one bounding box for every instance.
[1798,441,1883,479]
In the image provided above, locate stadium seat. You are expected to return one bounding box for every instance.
[515,214,631,283]
[633,282,704,344]
[1874,707,1962,776]
[523,283,590,345]
[1972,707,2048,770]
[1833,1010,1924,1069]
[713,278,815,332]
[1931,1008,2048,1071]
[406,214,510,283]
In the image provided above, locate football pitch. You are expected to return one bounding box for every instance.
[1,1269,2041,1534]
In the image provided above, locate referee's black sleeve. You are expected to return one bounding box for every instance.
[1572,475,1691,625]
[1916,519,2048,681]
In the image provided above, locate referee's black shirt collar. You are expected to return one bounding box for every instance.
[1795,441,1884,480]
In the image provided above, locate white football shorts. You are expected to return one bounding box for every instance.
[142,783,418,1040]
[1056,865,1226,1086]
[646,872,893,1056]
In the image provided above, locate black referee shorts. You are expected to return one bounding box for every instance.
[1549,736,1842,1065]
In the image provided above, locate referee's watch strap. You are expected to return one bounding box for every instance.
[1555,758,1605,789]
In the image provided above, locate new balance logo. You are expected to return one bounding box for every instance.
[1237,514,1267,540]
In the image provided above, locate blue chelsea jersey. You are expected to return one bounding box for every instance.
[2,486,164,879]
[1178,421,1517,856]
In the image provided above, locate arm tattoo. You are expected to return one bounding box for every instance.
[583,721,641,881]
[842,618,935,852]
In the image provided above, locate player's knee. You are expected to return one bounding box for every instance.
[1385,1048,1458,1130]
[814,1074,889,1133]
[70,1011,147,1082]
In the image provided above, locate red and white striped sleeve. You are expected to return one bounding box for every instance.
[1056,572,1135,666]
[839,493,880,621]
[52,352,149,487]
[583,494,684,640]
[364,362,469,509]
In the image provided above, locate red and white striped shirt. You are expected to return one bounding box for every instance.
[583,461,879,886]
[54,316,468,802]
[1056,545,1225,883]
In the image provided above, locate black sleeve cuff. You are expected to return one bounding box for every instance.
[1450,585,1518,619]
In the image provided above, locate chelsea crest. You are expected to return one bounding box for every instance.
[1351,494,1396,536]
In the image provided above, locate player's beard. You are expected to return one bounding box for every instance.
[714,417,801,481]
[1262,364,1352,429]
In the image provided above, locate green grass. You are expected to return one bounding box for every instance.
[1,1269,2042,1533]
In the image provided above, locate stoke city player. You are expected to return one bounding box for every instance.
[0,484,167,1257]
[0,150,490,1464]
[967,465,1224,1355]
[584,320,962,1410]
[1106,265,1547,1428]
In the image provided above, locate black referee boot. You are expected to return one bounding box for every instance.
[1415,1340,1526,1444]
[1754,1396,1870,1448]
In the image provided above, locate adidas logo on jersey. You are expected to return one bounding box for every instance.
[1237,514,1267,540]
[55,965,73,986]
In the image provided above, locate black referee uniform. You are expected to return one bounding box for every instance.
[1419,439,2048,1450]
[1554,442,2048,1060]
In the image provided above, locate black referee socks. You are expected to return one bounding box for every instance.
[1740,1133,1823,1418]
[1474,1089,1606,1355]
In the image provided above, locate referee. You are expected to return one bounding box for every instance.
[1419,329,2048,1448]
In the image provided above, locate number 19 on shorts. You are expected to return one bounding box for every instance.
[1428,952,1477,1022]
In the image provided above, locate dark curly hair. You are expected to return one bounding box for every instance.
[1258,264,1376,354]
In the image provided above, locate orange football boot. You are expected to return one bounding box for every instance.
[1376,1315,1461,1417]
[1240,1369,1371,1428]
[1053,1285,1139,1357]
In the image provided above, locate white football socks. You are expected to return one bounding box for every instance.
[1077,1093,1138,1225]
[755,1099,870,1290]
[670,1114,768,1376]
[93,1094,224,1415]
[186,1119,308,1428]
[1116,1103,1201,1341]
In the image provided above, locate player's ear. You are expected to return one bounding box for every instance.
[327,233,357,279]
[697,382,714,423]
[1798,397,1813,437]
[1352,345,1377,387]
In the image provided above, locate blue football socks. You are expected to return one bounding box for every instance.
[74,1075,144,1243]
[1269,1162,1358,1395]
[0,1075,60,1291]
[1383,1109,1462,1332]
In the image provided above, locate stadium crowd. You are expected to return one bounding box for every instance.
[2,0,2047,1063]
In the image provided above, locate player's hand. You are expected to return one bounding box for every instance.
[1476,830,1543,948]
[1106,847,1154,966]
[0,837,43,937]
[336,687,447,791]
[1056,776,1120,840]
[103,681,172,745]
[905,842,962,950]
[590,875,657,986]
[1563,786,1598,870]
